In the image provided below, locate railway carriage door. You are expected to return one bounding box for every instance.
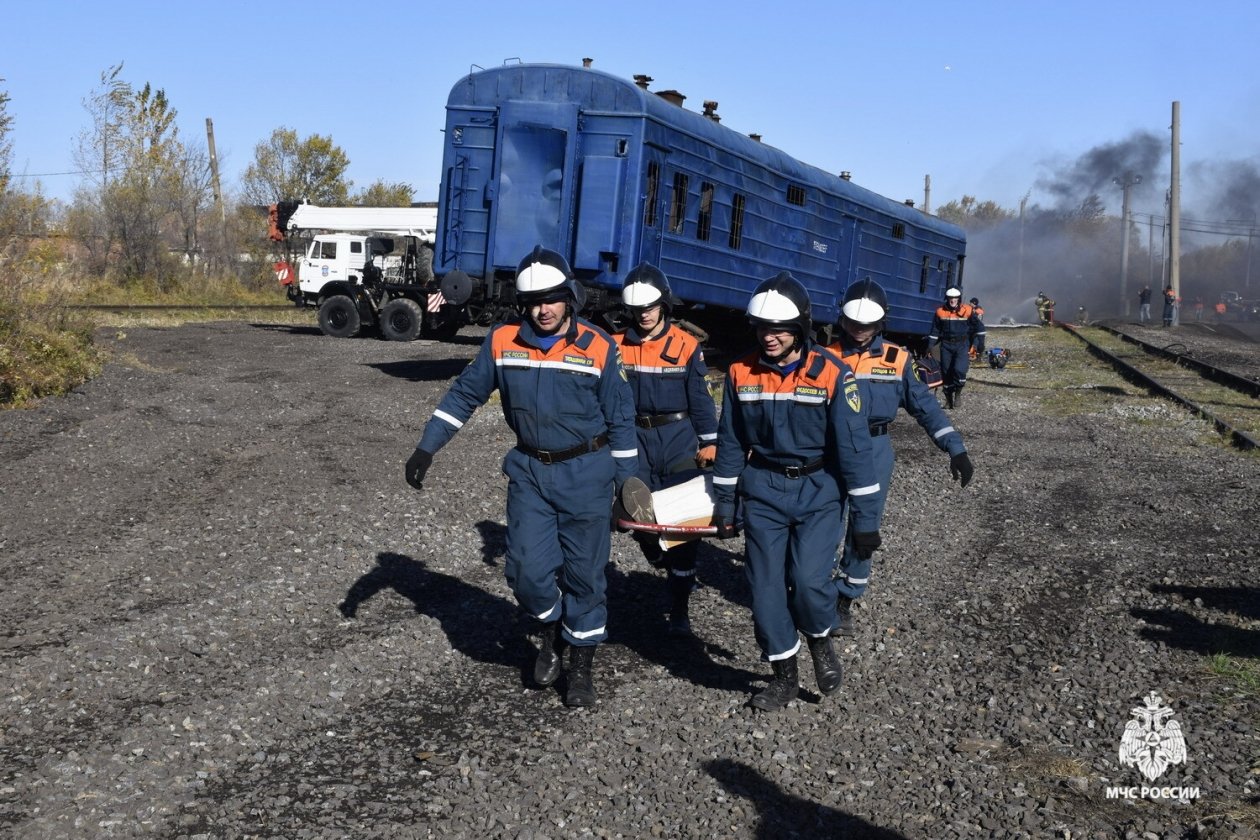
[835,216,862,298]
[489,101,579,272]
[637,150,667,266]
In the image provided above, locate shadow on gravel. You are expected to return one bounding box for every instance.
[1133,585,1260,658]
[704,759,911,839]
[248,323,324,337]
[369,359,473,381]
[339,552,532,678]
[606,562,761,694]
[474,519,507,566]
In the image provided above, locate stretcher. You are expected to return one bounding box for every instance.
[616,473,718,549]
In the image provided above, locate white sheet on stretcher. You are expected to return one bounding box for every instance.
[651,473,716,550]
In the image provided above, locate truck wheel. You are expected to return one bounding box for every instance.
[318,296,361,338]
[380,298,423,342]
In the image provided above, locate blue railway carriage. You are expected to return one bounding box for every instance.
[433,62,965,347]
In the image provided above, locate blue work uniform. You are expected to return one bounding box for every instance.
[712,342,881,661]
[929,303,982,398]
[614,323,718,577]
[827,334,967,600]
[418,315,638,647]
[970,305,987,356]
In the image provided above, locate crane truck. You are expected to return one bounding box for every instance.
[270,201,460,340]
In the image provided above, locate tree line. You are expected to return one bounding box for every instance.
[0,64,414,293]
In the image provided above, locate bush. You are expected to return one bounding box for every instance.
[0,294,101,408]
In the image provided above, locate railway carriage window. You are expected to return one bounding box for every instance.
[787,184,806,206]
[920,256,930,293]
[644,161,660,227]
[892,223,906,240]
[946,262,956,288]
[729,194,746,250]
[697,182,714,241]
[616,139,628,156]
[669,172,689,234]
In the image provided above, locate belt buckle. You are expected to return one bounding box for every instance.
[784,465,802,479]
[537,450,555,465]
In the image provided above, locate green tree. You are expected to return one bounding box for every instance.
[353,179,414,207]
[241,128,351,206]
[936,195,1015,230]
[69,65,209,285]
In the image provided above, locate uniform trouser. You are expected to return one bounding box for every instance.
[636,534,699,575]
[503,448,614,647]
[940,342,970,394]
[834,436,895,600]
[1140,304,1151,322]
[634,423,703,579]
[740,466,843,660]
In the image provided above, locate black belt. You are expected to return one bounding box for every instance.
[518,433,609,465]
[749,453,825,478]
[635,411,687,429]
[869,424,889,437]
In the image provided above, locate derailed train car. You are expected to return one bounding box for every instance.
[431,62,965,348]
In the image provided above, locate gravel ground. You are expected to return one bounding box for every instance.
[1,319,1258,839]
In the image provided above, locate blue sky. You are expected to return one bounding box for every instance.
[5,0,1259,223]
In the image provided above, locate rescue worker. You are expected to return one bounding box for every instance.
[1162,285,1178,327]
[404,246,638,708]
[967,296,987,359]
[1138,286,1153,323]
[928,288,982,409]
[827,279,973,636]
[612,263,718,638]
[712,272,882,711]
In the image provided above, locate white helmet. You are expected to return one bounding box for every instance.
[945,287,962,300]
[841,278,887,325]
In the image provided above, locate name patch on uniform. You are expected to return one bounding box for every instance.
[870,366,897,376]
[563,354,594,367]
[737,384,762,394]
[794,385,826,398]
[501,350,531,360]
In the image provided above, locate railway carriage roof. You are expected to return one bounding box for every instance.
[448,63,964,242]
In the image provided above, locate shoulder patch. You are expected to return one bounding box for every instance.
[844,369,861,413]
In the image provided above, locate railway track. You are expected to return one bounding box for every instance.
[1061,322,1260,449]
[70,303,294,311]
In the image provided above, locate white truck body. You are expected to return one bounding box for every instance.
[275,202,454,341]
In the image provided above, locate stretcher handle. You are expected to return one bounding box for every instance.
[616,519,718,536]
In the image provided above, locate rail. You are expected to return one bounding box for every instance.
[1094,322,1260,399]
[1059,323,1259,450]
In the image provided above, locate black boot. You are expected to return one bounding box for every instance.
[533,620,562,688]
[807,635,844,695]
[830,595,856,637]
[750,655,799,711]
[565,645,597,707]
[952,388,963,407]
[945,390,955,409]
[667,574,693,638]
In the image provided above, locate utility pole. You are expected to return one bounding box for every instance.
[1017,191,1029,299]
[1113,173,1141,317]
[1169,101,1181,323]
[205,118,227,241]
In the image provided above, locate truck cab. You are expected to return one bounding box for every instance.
[297,233,400,297]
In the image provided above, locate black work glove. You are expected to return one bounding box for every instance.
[405,448,434,491]
[852,530,882,560]
[714,516,739,540]
[949,452,973,489]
